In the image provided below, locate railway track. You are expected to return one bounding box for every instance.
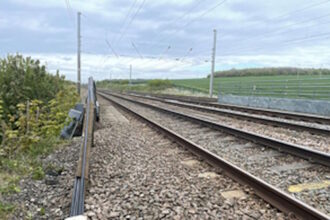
[115,91,330,135]
[103,91,330,156]
[125,91,330,125]
[69,78,97,217]
[98,91,330,219]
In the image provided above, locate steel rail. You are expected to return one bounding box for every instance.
[101,92,330,167]
[114,92,330,135]
[123,91,330,125]
[70,77,96,216]
[98,92,329,220]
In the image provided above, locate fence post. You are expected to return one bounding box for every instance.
[239,81,241,95]
[298,80,301,98]
[36,106,40,122]
[218,83,221,100]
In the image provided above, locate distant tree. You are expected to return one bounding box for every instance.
[207,67,330,78]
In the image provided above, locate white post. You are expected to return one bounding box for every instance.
[77,12,81,95]
[210,29,217,98]
[129,64,132,86]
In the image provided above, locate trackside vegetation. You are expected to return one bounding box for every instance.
[210,67,330,78]
[0,54,79,218]
[96,79,173,92]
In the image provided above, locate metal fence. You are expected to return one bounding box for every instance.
[218,77,330,100]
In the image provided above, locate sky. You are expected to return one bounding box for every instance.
[1,0,330,82]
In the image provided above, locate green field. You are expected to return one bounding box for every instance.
[171,75,330,100]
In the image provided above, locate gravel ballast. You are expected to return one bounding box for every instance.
[127,94,330,154]
[83,96,290,219]
[107,94,330,216]
[2,140,81,219]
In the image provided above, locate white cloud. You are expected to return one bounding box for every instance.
[20,43,330,83]
[2,0,330,81]
[0,13,68,33]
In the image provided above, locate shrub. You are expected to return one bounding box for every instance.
[147,79,172,89]
[0,54,65,124]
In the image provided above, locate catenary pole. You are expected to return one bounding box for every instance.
[129,64,132,86]
[210,29,217,98]
[77,12,81,95]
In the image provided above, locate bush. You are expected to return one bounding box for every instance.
[0,54,78,185]
[0,55,78,218]
[147,79,172,89]
[0,54,66,124]
[0,54,79,155]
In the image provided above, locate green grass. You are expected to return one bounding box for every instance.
[97,79,173,93]
[171,75,330,100]
[0,202,15,219]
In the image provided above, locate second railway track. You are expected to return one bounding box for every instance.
[99,91,330,218]
[126,91,330,125]
[121,92,330,136]
[102,91,330,155]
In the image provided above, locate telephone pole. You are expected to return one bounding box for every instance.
[209,29,217,98]
[77,12,81,95]
[129,64,132,86]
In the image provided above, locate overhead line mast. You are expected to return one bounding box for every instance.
[77,11,81,96]
[210,29,217,98]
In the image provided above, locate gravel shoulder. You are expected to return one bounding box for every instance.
[2,139,81,220]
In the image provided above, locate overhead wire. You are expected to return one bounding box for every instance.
[112,0,139,44]
[218,20,330,56]
[159,45,171,60]
[64,0,75,26]
[131,41,144,59]
[191,1,330,56]
[136,0,227,69]
[219,11,330,54]
[219,31,330,57]
[191,1,330,57]
[105,39,119,58]
[180,48,193,61]
[116,0,147,44]
[148,0,227,54]
[146,0,205,49]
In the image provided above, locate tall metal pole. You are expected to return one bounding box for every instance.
[209,29,217,98]
[77,12,81,95]
[129,64,132,86]
[109,71,112,88]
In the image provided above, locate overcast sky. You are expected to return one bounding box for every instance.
[1,0,330,82]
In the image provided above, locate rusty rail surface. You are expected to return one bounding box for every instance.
[98,92,329,220]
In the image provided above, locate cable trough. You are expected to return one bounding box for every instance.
[69,77,98,217]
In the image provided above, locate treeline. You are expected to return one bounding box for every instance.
[96,79,172,91]
[0,54,78,172]
[209,67,330,78]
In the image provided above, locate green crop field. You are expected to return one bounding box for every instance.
[171,75,330,100]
